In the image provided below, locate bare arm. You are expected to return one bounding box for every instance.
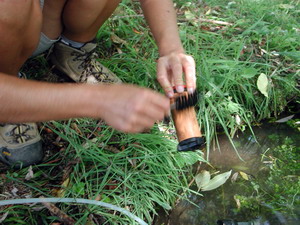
[0,74,88,122]
[139,0,196,97]
[139,0,183,56]
[0,73,169,133]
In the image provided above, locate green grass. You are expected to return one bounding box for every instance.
[1,0,299,224]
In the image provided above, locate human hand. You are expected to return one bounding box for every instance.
[98,84,170,133]
[156,52,196,98]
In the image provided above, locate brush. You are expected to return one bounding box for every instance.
[170,90,199,111]
[170,89,205,152]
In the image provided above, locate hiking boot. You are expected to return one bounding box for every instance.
[0,123,43,168]
[50,40,122,84]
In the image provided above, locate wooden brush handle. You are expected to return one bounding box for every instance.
[171,92,202,142]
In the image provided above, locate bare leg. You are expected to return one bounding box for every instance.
[42,0,68,39]
[0,0,42,75]
[48,0,122,84]
[62,0,122,42]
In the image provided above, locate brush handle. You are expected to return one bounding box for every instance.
[171,92,205,151]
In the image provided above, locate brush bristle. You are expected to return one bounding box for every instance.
[175,91,198,110]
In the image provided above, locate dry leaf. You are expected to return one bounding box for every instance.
[40,197,76,225]
[278,4,294,9]
[25,166,34,181]
[235,115,241,125]
[231,172,239,182]
[133,28,142,34]
[185,10,196,20]
[111,34,127,45]
[116,47,123,54]
[0,212,9,223]
[239,171,249,180]
[11,187,19,197]
[55,177,70,197]
[234,195,241,209]
[275,115,294,123]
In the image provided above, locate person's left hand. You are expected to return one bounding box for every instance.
[156,52,196,98]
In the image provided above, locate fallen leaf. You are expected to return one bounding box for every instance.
[185,10,196,20]
[116,47,123,54]
[44,128,53,133]
[111,34,127,45]
[133,28,142,34]
[104,180,119,190]
[231,172,239,182]
[94,194,101,201]
[257,73,269,97]
[241,68,258,78]
[40,196,76,225]
[128,158,137,168]
[205,9,212,15]
[195,170,211,190]
[235,114,241,125]
[275,115,294,123]
[11,187,19,197]
[71,123,83,135]
[239,171,249,180]
[201,170,232,191]
[0,212,9,223]
[25,166,34,181]
[278,4,294,9]
[55,177,70,197]
[234,195,241,209]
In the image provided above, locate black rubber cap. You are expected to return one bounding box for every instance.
[177,137,205,152]
[217,220,238,225]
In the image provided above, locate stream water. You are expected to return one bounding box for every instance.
[156,117,300,225]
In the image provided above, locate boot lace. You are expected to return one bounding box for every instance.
[9,124,33,144]
[72,48,112,83]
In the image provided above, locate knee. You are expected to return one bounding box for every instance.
[0,0,42,51]
[0,0,41,30]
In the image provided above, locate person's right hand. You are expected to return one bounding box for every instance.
[94,84,170,133]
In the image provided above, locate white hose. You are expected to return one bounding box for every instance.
[0,198,148,225]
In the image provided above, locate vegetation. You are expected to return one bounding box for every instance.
[233,132,300,222]
[0,0,299,224]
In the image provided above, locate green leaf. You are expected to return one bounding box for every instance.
[174,152,204,168]
[195,170,211,190]
[101,194,112,203]
[201,170,232,191]
[72,182,85,195]
[241,68,258,78]
[257,73,269,97]
[227,101,241,114]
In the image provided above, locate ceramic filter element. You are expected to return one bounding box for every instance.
[171,91,205,151]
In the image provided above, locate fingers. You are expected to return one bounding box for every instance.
[149,91,170,116]
[170,56,184,93]
[182,55,196,93]
[102,85,170,133]
[157,53,197,96]
[122,93,169,133]
[157,58,174,98]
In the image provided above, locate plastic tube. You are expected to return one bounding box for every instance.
[0,198,148,225]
